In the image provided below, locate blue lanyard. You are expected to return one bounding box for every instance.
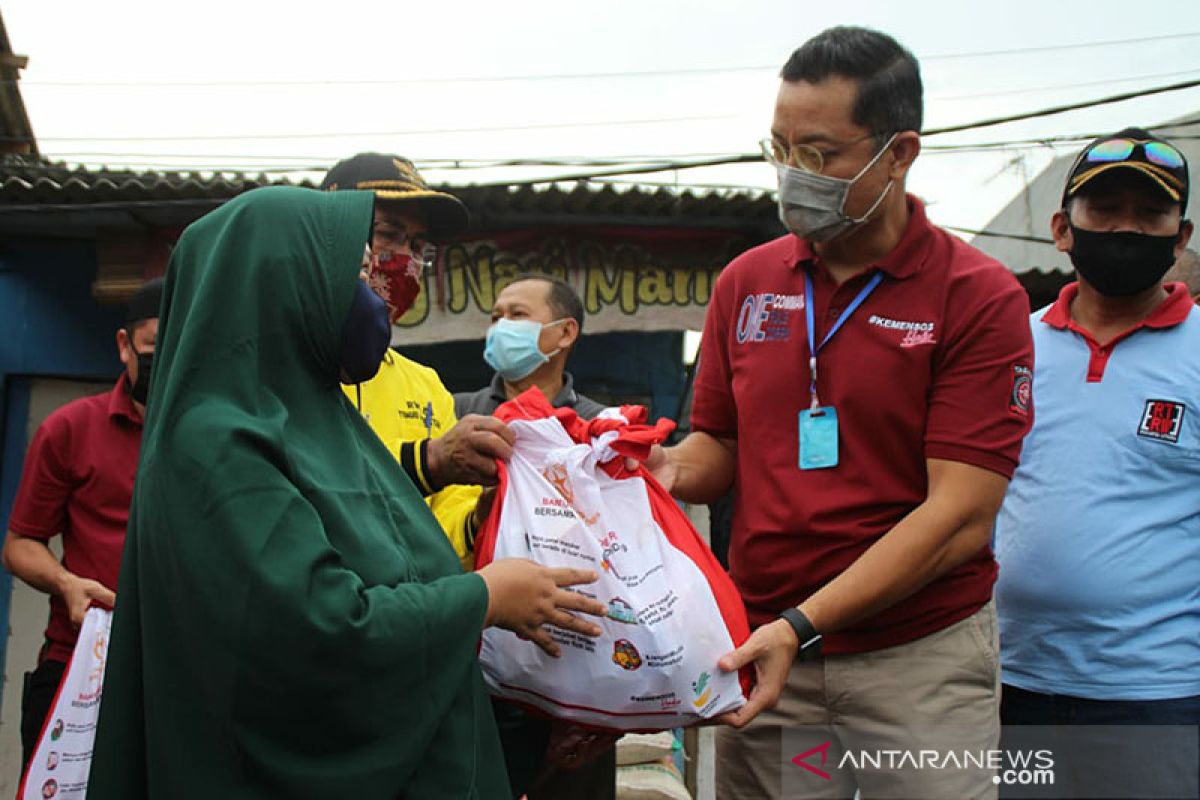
[804,269,884,410]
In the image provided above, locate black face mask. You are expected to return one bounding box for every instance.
[1068,223,1180,297]
[130,348,153,406]
[338,279,392,384]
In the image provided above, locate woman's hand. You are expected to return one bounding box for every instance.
[477,559,607,657]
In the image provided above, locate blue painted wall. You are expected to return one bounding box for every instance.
[0,236,123,706]
[0,238,123,380]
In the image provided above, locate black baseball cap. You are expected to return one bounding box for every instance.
[319,153,469,240]
[1063,127,1189,213]
[125,277,165,326]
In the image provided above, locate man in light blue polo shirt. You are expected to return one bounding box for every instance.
[995,127,1198,797]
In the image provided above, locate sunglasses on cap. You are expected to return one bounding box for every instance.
[1083,138,1186,170]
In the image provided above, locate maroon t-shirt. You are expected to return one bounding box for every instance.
[692,196,1033,653]
[8,377,142,663]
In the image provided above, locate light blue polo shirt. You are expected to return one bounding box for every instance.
[995,283,1200,701]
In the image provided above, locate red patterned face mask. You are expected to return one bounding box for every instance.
[365,251,422,322]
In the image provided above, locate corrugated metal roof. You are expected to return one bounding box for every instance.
[0,158,302,203]
[0,156,779,232]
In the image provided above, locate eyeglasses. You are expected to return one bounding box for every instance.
[760,132,880,174]
[1084,138,1185,170]
[372,222,433,259]
[377,244,436,271]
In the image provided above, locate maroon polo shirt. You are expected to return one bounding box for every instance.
[8,377,143,663]
[692,196,1033,653]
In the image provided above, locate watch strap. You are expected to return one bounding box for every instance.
[779,607,822,660]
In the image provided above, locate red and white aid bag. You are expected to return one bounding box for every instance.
[19,605,112,800]
[475,388,750,731]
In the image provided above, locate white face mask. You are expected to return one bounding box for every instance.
[775,133,897,242]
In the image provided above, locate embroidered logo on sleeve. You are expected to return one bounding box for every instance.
[1138,399,1185,443]
[1009,365,1032,416]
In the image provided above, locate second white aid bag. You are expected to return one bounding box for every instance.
[475,388,749,731]
[19,605,112,800]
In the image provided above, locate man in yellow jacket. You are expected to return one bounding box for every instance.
[323,153,510,565]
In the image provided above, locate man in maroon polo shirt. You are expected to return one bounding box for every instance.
[645,27,1032,798]
[3,278,162,772]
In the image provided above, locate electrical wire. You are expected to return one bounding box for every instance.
[921,31,1200,60]
[13,80,1200,185]
[448,79,1200,185]
[943,226,1056,244]
[34,121,1200,171]
[24,134,1200,178]
[13,113,740,143]
[14,74,1199,156]
[923,78,1200,136]
[11,31,1200,88]
[13,66,775,88]
[931,69,1200,102]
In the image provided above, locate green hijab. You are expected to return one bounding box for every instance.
[88,186,507,799]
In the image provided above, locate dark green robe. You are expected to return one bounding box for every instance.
[88,186,508,799]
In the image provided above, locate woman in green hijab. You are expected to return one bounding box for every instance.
[87,186,603,799]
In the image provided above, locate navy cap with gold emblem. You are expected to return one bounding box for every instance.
[1063,127,1190,214]
[320,153,470,240]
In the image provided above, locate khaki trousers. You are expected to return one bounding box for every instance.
[716,602,1000,800]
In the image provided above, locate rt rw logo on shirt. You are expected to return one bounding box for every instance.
[1138,399,1185,444]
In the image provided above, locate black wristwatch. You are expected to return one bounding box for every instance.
[779,607,823,661]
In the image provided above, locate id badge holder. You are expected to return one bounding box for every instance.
[799,407,839,470]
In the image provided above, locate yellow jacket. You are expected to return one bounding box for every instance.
[343,351,481,568]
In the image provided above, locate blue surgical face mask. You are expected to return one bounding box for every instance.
[338,279,392,385]
[484,318,566,381]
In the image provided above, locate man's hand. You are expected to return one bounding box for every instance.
[3,531,114,627]
[716,618,798,729]
[629,444,678,493]
[427,414,515,488]
[623,433,735,504]
[476,559,606,657]
[59,573,115,627]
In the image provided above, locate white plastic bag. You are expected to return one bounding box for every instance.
[19,606,112,800]
[475,389,749,731]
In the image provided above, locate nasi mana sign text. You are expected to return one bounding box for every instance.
[392,230,744,344]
